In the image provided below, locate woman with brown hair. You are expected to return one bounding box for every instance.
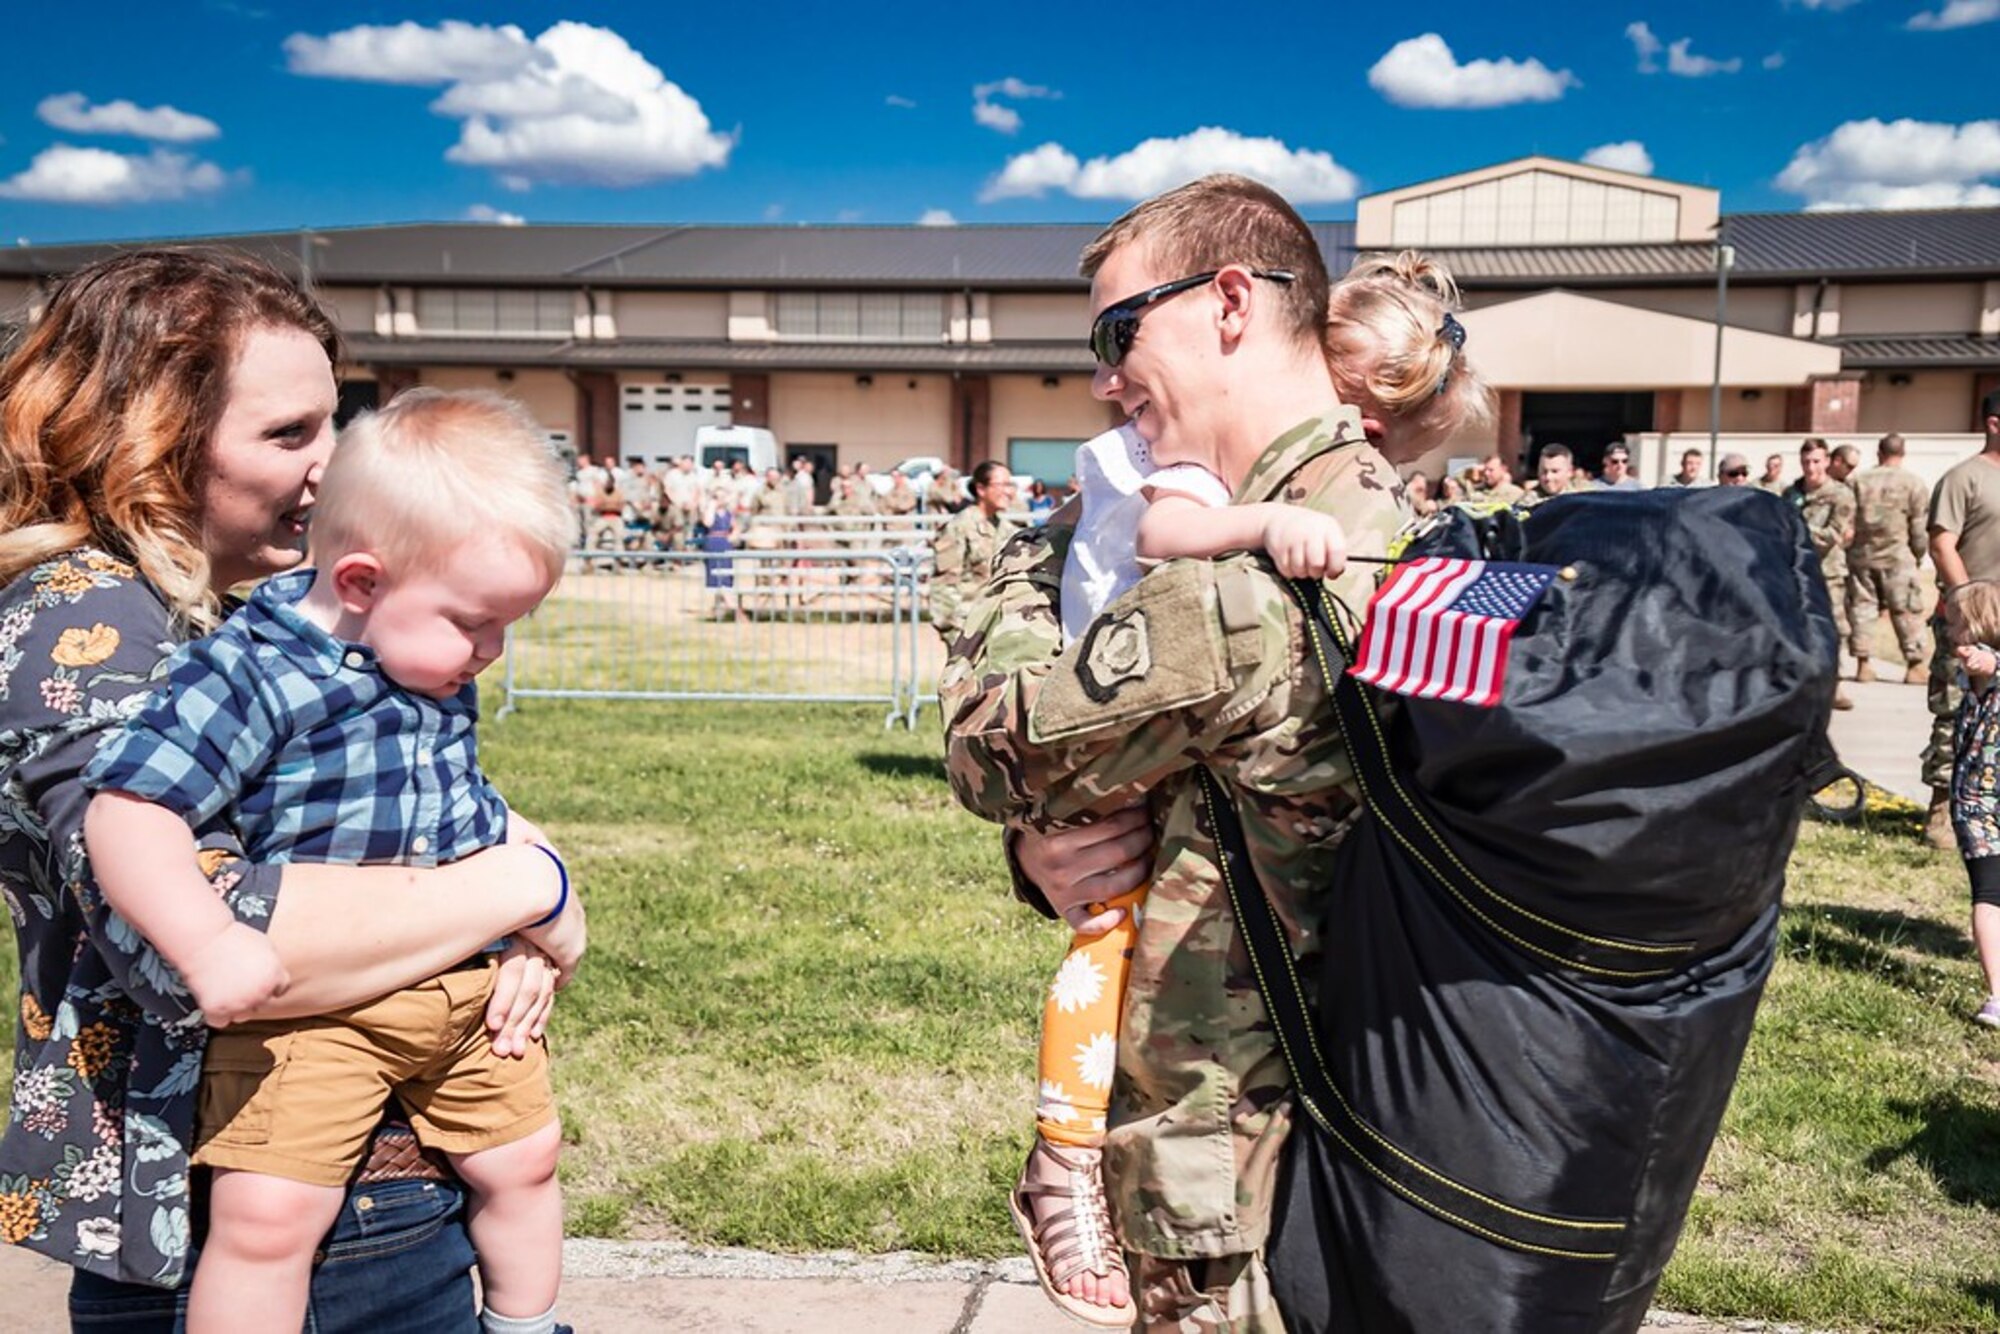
[0,249,577,1331]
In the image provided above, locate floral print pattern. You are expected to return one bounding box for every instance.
[1953,676,2000,860]
[0,552,282,1287]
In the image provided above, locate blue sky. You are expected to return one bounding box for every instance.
[2,0,1996,244]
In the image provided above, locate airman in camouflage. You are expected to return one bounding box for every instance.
[1470,453,1525,506]
[1847,433,1932,683]
[1789,437,1857,709]
[927,461,1019,641]
[828,474,882,552]
[941,174,1409,1333]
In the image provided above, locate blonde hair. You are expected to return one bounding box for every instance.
[0,249,338,629]
[311,389,576,583]
[1079,174,1330,349]
[1326,251,1493,460]
[1948,581,2000,649]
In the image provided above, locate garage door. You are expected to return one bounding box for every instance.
[619,381,732,464]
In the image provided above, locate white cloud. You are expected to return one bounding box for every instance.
[1666,39,1742,75]
[36,93,219,143]
[0,144,230,204]
[1583,140,1654,174]
[1626,21,1664,72]
[1367,34,1577,109]
[1629,24,1741,76]
[284,20,541,84]
[982,127,1359,204]
[917,208,958,226]
[885,94,916,109]
[1909,0,2000,28]
[971,76,1059,136]
[286,21,732,188]
[465,203,525,224]
[1790,0,1862,9]
[973,101,1022,134]
[1763,52,1787,69]
[1777,117,2000,208]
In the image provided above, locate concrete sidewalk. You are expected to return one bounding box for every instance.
[1826,665,1931,804]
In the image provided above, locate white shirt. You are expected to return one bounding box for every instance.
[1061,424,1231,644]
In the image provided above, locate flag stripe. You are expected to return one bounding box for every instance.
[1348,556,1556,709]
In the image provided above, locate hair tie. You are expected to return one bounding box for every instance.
[1433,312,1467,397]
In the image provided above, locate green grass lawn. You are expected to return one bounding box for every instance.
[7,701,2000,1329]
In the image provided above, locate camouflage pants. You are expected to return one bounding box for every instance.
[1135,1251,1282,1333]
[1847,564,1928,663]
[1824,572,1851,649]
[1922,613,1962,792]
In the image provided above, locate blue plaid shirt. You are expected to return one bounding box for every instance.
[83,569,508,866]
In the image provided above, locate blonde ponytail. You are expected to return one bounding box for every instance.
[1327,250,1493,459]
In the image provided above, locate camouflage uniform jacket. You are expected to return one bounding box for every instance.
[940,410,1405,1262]
[1473,478,1525,506]
[1849,465,1930,571]
[928,509,1019,641]
[1788,478,1857,578]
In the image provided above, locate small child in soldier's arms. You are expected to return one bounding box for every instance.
[1942,581,2000,1029]
[82,389,582,1334]
[1015,252,1491,1326]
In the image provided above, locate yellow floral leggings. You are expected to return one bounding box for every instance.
[1036,887,1147,1148]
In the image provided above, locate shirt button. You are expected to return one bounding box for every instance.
[411,836,430,854]
[343,651,365,669]
[417,748,433,766]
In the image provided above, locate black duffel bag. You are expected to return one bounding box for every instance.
[1199,486,1839,1334]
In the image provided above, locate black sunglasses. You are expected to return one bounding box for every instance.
[1722,468,1750,478]
[1088,268,1296,367]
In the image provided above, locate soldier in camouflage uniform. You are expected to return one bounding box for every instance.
[1788,437,1857,710]
[1847,433,1932,684]
[1470,452,1524,506]
[828,474,882,551]
[928,460,1019,641]
[941,174,1410,1332]
[1923,392,2000,847]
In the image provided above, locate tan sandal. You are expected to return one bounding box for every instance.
[1006,1138,1135,1330]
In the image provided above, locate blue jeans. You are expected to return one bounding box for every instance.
[68,1177,477,1333]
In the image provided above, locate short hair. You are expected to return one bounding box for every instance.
[1682,448,1704,462]
[313,389,576,583]
[1949,580,2000,648]
[1539,443,1574,465]
[1831,443,1861,467]
[0,248,338,628]
[1878,432,1906,458]
[1800,437,1830,459]
[1080,173,1329,350]
[970,459,1010,491]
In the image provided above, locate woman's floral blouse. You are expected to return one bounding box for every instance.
[0,551,281,1288]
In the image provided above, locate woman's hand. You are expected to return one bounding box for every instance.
[1014,806,1155,933]
[518,886,587,987]
[486,941,558,1058]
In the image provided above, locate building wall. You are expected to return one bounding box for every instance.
[418,366,576,434]
[1676,387,1791,434]
[1859,369,1980,432]
[1839,282,1985,335]
[768,371,952,469]
[990,374,1105,451]
[318,285,378,333]
[1461,284,1796,336]
[989,292,1084,341]
[610,291,729,339]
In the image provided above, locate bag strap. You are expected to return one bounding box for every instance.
[1292,576,1692,980]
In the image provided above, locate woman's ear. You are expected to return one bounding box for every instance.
[327,552,385,615]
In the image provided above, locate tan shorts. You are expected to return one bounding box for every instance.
[193,957,556,1187]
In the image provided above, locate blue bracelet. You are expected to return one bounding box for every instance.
[527,843,569,928]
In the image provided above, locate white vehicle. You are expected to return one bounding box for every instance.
[695,425,779,474]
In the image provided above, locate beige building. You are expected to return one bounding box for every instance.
[1,157,1995,489]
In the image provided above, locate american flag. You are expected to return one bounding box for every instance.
[1348,557,1557,707]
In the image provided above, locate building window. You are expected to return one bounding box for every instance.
[772,292,944,342]
[414,288,572,337]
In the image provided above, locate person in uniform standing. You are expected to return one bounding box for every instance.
[1756,452,1788,495]
[941,174,1418,1332]
[926,460,1017,642]
[1470,453,1524,505]
[1789,437,1857,710]
[1848,433,1932,685]
[1668,447,1706,487]
[1523,442,1594,504]
[1924,390,2000,848]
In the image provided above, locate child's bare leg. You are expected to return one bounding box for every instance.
[187,1171,344,1334]
[450,1119,564,1321]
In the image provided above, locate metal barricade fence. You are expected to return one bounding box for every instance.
[498,548,931,727]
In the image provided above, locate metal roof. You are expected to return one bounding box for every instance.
[342,333,1097,373]
[1833,334,2000,369]
[0,211,1991,291]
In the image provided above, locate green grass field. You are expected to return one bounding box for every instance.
[7,701,2000,1329]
